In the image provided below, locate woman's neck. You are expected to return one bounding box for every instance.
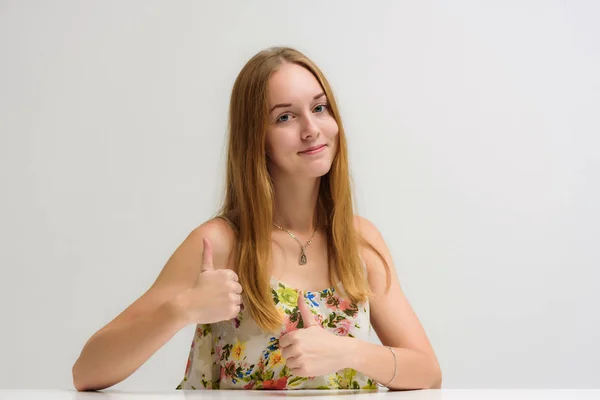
[272,176,321,235]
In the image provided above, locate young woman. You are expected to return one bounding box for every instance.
[72,47,442,391]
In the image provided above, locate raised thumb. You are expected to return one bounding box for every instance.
[297,291,317,328]
[200,238,214,272]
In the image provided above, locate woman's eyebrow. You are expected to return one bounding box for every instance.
[269,92,326,114]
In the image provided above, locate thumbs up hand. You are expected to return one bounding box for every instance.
[279,291,349,377]
[180,238,243,324]
[296,290,319,329]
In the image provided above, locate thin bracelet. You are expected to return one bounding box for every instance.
[376,346,397,388]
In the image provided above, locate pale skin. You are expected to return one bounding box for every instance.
[71,62,441,391]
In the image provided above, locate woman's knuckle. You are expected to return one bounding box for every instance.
[230,305,240,317]
[228,270,239,280]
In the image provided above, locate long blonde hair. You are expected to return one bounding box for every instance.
[215,47,389,332]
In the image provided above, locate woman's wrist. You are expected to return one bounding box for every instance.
[338,336,359,370]
[166,290,195,327]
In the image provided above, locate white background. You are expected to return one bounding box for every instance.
[0,0,598,390]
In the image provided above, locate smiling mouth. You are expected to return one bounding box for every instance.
[300,145,326,154]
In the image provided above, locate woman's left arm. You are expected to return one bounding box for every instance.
[350,216,442,390]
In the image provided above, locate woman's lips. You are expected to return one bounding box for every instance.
[300,145,326,154]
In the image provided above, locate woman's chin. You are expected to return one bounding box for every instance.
[271,159,333,179]
[304,163,333,178]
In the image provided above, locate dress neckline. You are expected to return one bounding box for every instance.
[269,275,338,295]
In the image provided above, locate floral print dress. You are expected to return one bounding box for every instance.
[176,276,377,390]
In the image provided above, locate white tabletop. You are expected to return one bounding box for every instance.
[1,390,599,400]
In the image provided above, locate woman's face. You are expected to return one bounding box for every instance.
[265,63,339,179]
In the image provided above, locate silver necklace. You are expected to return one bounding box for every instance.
[272,222,317,265]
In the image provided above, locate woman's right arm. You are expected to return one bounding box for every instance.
[72,218,238,391]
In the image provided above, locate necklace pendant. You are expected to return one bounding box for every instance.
[299,251,307,265]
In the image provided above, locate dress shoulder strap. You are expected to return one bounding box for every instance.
[214,214,238,232]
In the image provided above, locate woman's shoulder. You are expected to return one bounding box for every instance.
[189,216,238,270]
[353,214,384,247]
[353,215,393,280]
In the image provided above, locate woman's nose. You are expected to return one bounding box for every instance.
[301,115,320,140]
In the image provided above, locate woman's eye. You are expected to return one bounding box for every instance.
[277,114,291,123]
[314,104,328,113]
